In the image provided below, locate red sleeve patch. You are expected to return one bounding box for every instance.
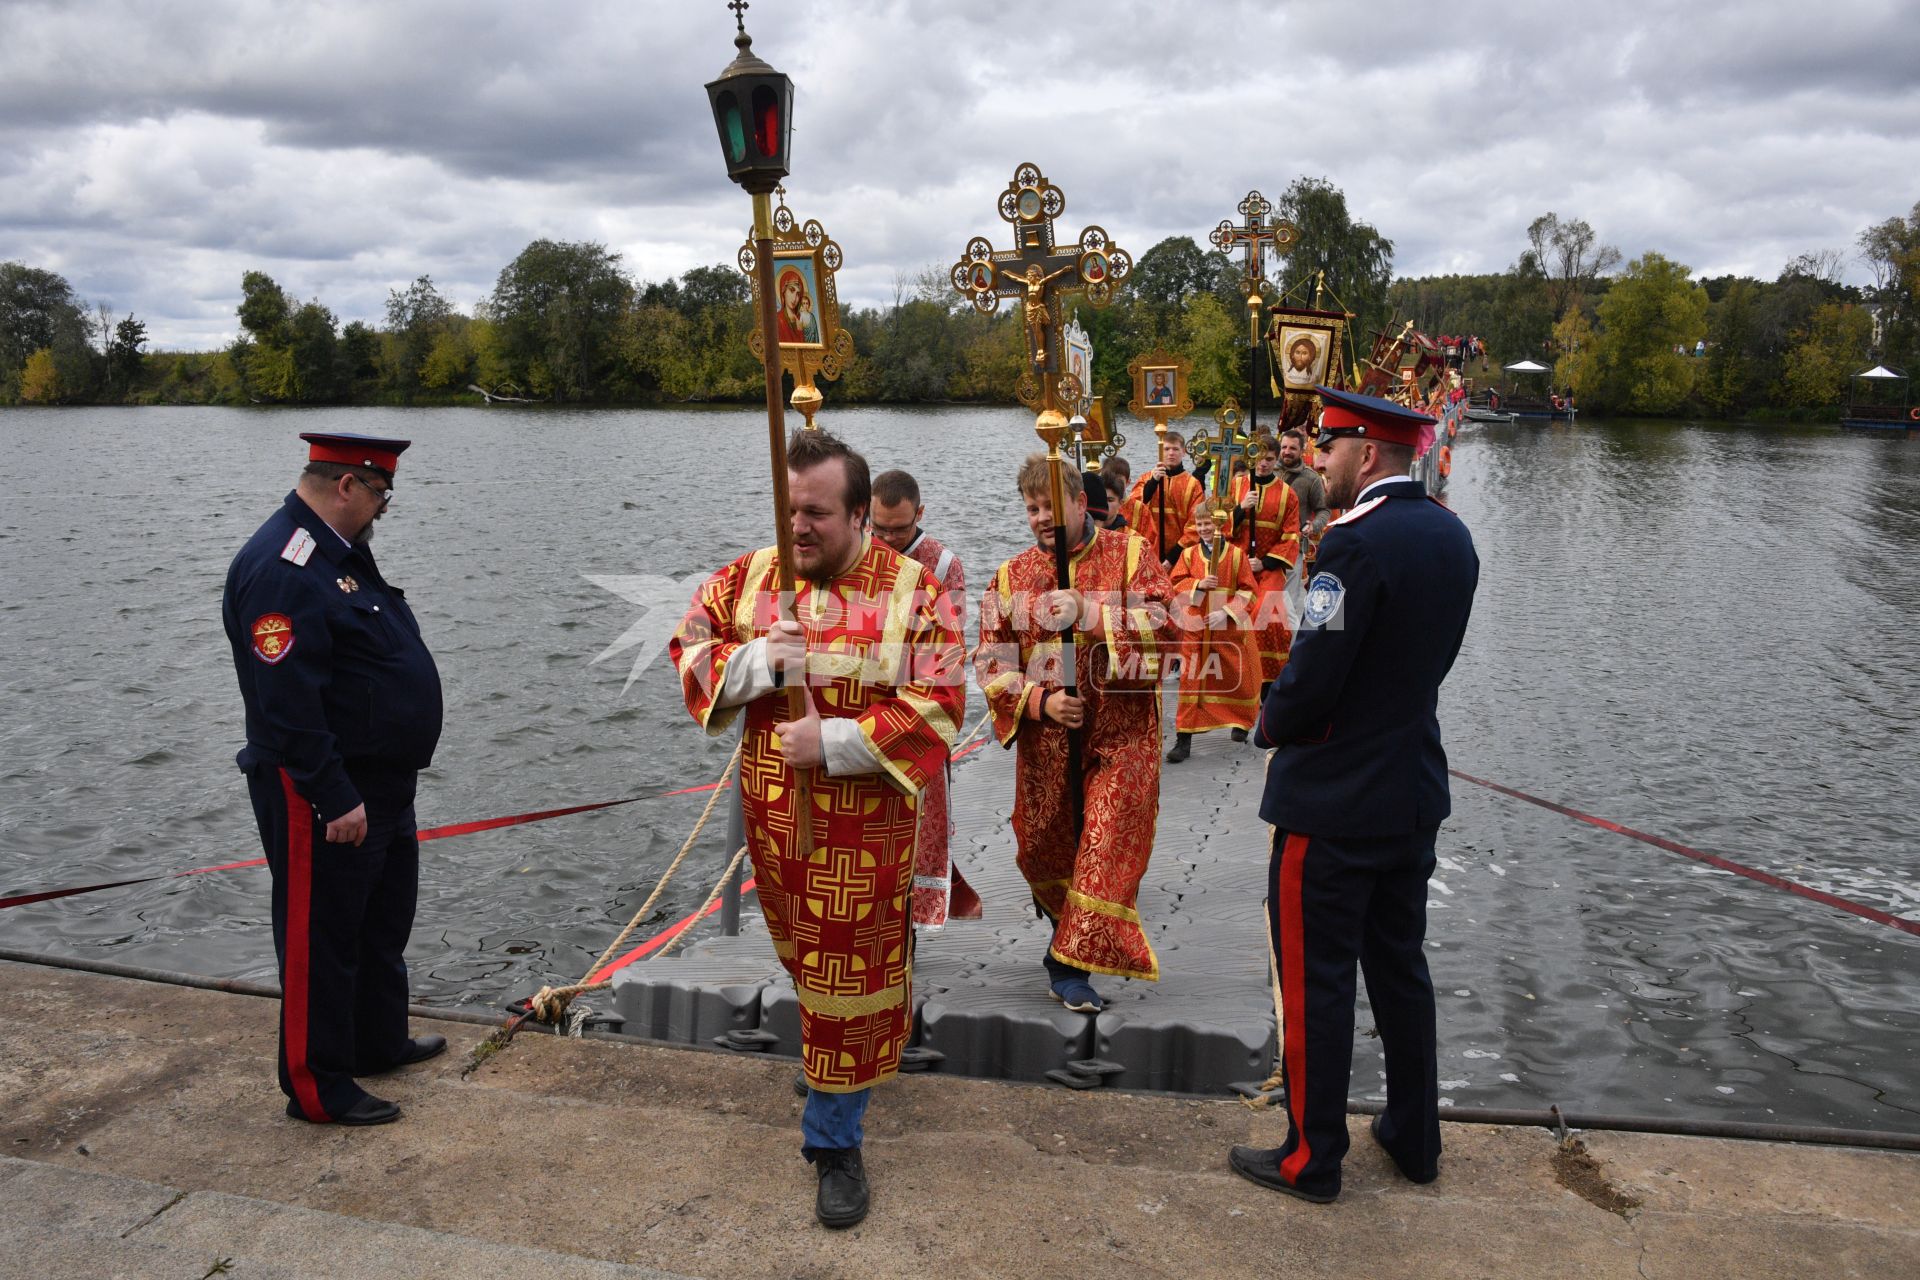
[250,613,295,664]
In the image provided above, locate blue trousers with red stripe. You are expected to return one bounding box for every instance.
[1266,826,1441,1197]
[247,767,418,1121]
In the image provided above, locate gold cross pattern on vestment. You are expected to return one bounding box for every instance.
[949,161,1133,415]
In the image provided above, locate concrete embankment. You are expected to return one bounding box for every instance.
[2,959,1914,1279]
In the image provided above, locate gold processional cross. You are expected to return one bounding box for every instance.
[949,162,1132,417]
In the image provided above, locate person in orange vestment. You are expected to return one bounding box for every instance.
[1231,440,1303,722]
[1125,429,1209,568]
[976,456,1176,1012]
[669,429,964,1229]
[1165,504,1261,762]
[869,467,980,927]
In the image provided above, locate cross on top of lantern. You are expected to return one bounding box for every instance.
[949,162,1133,416]
[704,0,793,195]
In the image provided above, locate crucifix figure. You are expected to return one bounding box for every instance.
[1210,190,1298,434]
[951,162,1131,414]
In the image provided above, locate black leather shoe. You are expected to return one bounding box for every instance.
[1370,1113,1438,1184]
[1230,727,1249,742]
[814,1147,870,1228]
[1228,1144,1336,1203]
[363,1034,447,1075]
[1166,737,1191,764]
[287,1094,400,1126]
[793,1071,809,1099]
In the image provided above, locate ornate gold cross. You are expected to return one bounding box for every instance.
[1209,189,1297,301]
[950,162,1132,415]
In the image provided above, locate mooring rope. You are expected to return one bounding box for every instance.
[463,743,747,1071]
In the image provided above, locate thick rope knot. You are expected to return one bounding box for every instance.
[527,984,580,1025]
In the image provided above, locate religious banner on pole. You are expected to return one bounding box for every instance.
[738,187,855,430]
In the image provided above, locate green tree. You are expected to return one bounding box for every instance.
[1178,292,1244,404]
[1697,279,1765,413]
[1131,236,1214,318]
[1781,302,1873,407]
[107,314,147,398]
[1588,251,1708,413]
[384,275,454,398]
[1273,177,1394,342]
[237,271,292,343]
[489,239,633,401]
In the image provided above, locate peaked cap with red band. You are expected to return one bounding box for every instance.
[1312,386,1435,448]
[299,431,411,473]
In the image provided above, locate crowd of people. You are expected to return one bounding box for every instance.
[221,384,1478,1229]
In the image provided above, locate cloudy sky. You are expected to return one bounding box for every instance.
[3,0,1917,349]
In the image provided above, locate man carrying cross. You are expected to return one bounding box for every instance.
[1126,430,1209,568]
[976,457,1175,1012]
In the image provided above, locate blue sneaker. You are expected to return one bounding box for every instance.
[1050,976,1105,1012]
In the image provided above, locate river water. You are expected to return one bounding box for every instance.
[1,405,1916,1131]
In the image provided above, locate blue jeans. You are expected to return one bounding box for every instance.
[801,1086,871,1159]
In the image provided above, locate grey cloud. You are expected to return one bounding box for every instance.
[3,0,1917,348]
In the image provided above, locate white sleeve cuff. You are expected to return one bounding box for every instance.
[821,718,886,776]
[716,637,778,709]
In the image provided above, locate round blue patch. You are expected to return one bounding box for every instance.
[1302,572,1345,628]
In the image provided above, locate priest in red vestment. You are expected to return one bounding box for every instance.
[976,456,1176,1012]
[869,467,981,926]
[1166,504,1261,762]
[670,430,963,1229]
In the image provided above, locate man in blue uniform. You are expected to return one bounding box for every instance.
[1230,388,1478,1202]
[223,432,446,1126]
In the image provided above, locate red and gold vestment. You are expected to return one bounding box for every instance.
[900,531,979,926]
[975,525,1175,981]
[1230,471,1302,682]
[1169,540,1260,733]
[670,539,962,1092]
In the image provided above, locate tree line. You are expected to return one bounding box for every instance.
[5,182,1915,418]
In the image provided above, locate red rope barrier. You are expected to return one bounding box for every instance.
[1,795,647,911]
[1449,769,1920,938]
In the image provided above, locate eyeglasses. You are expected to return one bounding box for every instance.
[351,474,393,506]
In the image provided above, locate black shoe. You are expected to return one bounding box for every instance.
[1230,728,1249,742]
[1166,736,1191,764]
[814,1147,870,1228]
[1227,1144,1336,1203]
[362,1034,447,1075]
[793,1071,809,1099]
[1369,1113,1438,1184]
[287,1094,400,1127]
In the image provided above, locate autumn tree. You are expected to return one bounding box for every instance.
[19,347,61,402]
[1781,302,1873,407]
[1,262,95,403]
[384,275,453,398]
[1587,252,1707,413]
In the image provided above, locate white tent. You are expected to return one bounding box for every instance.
[1504,359,1550,373]
[1854,365,1906,379]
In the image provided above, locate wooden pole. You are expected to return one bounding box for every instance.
[751,189,812,852]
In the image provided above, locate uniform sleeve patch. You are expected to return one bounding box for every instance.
[1302,573,1345,628]
[250,613,296,664]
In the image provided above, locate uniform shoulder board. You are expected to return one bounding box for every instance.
[1327,495,1388,529]
[280,527,317,566]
